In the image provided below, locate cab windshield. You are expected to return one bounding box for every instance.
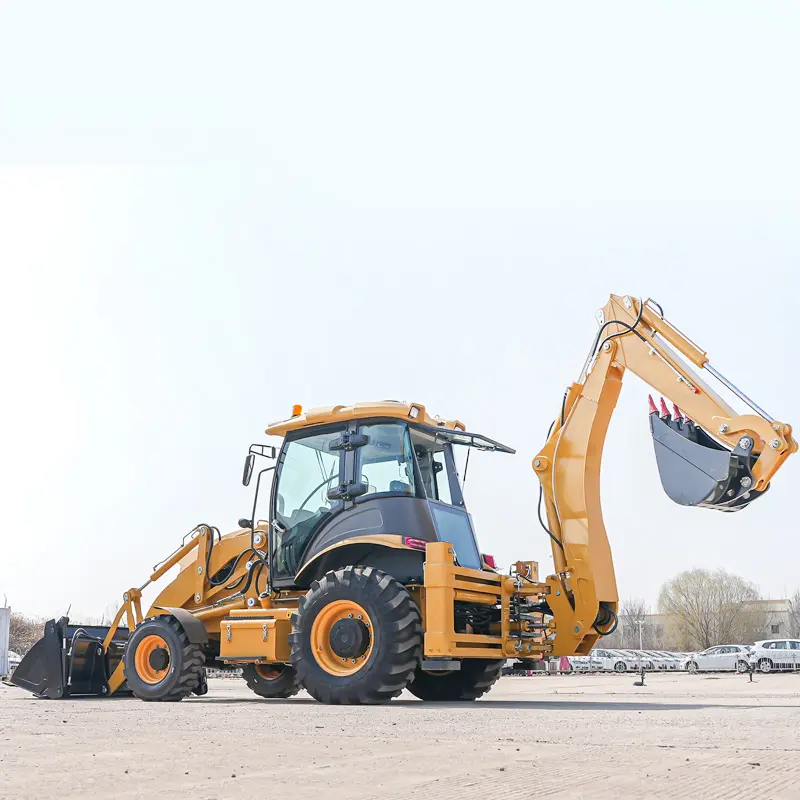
[272,429,342,578]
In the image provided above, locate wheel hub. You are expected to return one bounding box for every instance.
[329,619,370,659]
[148,647,170,672]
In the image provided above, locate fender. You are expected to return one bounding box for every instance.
[295,534,425,586]
[154,606,209,644]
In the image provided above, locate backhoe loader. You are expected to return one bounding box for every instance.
[10,295,796,704]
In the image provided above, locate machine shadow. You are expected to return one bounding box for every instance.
[186,696,758,712]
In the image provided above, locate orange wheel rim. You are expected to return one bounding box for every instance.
[134,635,171,684]
[255,665,283,680]
[310,599,373,676]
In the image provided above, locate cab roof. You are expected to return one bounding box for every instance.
[265,401,465,438]
[265,401,515,454]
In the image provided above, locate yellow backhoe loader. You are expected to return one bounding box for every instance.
[10,295,796,704]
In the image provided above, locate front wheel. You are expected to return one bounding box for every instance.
[407,659,504,701]
[613,661,627,673]
[758,658,773,674]
[123,616,205,702]
[290,566,422,704]
[736,660,750,674]
[687,661,698,674]
[242,664,300,698]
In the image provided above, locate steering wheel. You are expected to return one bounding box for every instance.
[296,474,340,517]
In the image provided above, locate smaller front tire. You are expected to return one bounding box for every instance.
[407,659,504,702]
[242,664,300,699]
[124,616,205,702]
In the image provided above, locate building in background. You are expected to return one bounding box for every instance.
[0,605,10,677]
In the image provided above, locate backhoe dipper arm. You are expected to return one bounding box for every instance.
[532,295,796,656]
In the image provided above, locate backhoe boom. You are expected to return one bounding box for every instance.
[532,295,796,656]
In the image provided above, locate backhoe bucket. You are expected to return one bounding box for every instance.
[648,399,766,511]
[8,617,128,698]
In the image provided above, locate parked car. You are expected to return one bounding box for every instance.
[615,650,655,670]
[3,651,22,678]
[567,655,593,672]
[590,648,640,673]
[749,639,800,673]
[653,651,683,670]
[638,650,671,670]
[684,645,752,673]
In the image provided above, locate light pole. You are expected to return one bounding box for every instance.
[635,619,645,675]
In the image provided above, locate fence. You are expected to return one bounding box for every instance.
[0,607,9,677]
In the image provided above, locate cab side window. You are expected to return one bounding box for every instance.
[357,424,417,498]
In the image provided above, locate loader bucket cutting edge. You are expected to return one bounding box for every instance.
[7,617,129,699]
[649,407,766,511]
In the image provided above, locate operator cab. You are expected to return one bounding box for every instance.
[254,403,514,589]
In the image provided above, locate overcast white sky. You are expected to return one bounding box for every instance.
[1,3,798,619]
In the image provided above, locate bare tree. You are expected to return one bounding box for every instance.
[619,597,650,649]
[9,612,44,655]
[658,568,760,650]
[789,591,800,638]
[599,598,657,650]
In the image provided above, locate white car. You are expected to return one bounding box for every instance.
[616,650,656,670]
[640,650,672,670]
[589,648,640,673]
[653,651,683,670]
[566,655,593,672]
[749,639,800,673]
[685,645,752,673]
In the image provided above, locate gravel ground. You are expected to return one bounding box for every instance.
[2,671,799,799]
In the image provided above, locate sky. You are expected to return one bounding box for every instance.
[1,2,799,619]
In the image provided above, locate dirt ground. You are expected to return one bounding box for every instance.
[1,671,799,799]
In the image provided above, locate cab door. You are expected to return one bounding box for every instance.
[269,425,347,587]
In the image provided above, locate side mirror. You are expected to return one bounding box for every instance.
[249,444,277,459]
[238,517,253,529]
[242,453,255,486]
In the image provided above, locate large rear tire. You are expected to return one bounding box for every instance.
[123,616,205,702]
[290,566,422,704]
[242,663,300,699]
[406,659,504,701]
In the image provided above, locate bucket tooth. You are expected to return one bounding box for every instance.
[648,395,659,415]
[659,397,671,420]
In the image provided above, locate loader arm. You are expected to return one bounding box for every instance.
[532,294,796,656]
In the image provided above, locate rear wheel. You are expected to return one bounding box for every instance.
[406,659,504,701]
[124,616,205,702]
[290,566,422,704]
[242,663,300,698]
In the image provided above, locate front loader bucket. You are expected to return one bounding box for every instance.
[8,618,67,698]
[8,617,128,698]
[648,398,766,511]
